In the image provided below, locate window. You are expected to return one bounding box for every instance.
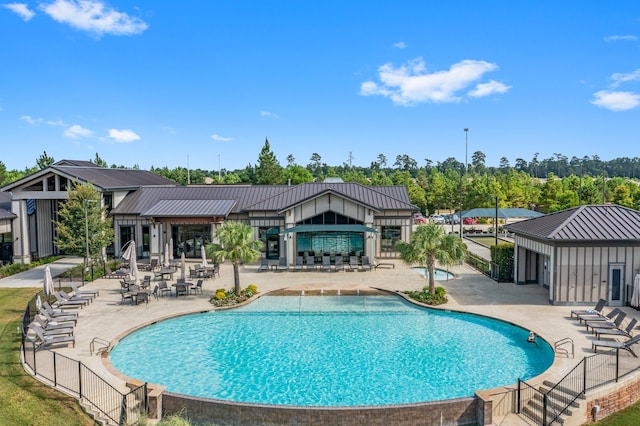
[381,226,401,253]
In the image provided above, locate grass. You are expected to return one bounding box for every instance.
[0,288,94,426]
[595,401,640,425]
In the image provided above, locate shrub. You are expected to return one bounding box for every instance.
[210,284,259,307]
[404,286,448,305]
[214,290,226,300]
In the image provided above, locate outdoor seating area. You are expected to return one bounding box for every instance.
[569,299,640,357]
[260,255,375,272]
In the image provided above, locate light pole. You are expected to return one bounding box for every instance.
[84,199,98,284]
[464,128,469,174]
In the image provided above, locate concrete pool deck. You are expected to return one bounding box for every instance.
[8,257,640,424]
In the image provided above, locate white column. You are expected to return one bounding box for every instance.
[11,200,31,264]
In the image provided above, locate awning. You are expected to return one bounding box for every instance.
[282,224,378,234]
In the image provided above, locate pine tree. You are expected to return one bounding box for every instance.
[256,138,282,184]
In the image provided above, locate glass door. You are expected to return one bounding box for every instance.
[609,264,624,307]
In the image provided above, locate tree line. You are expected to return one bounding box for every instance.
[2,144,640,215]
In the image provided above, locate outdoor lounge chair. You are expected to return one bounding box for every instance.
[53,291,88,309]
[305,255,315,270]
[592,334,640,357]
[585,311,626,332]
[293,256,303,271]
[30,324,75,349]
[70,282,99,298]
[349,256,360,271]
[322,255,331,271]
[29,322,74,337]
[33,315,75,332]
[277,257,289,272]
[58,289,92,305]
[334,256,344,272]
[258,258,269,272]
[571,298,607,319]
[104,265,127,279]
[361,256,373,271]
[40,302,78,322]
[577,307,622,324]
[592,318,638,339]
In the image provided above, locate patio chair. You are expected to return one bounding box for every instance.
[136,290,150,305]
[305,255,315,271]
[191,279,204,295]
[189,267,198,279]
[70,282,99,298]
[152,285,159,300]
[349,256,360,271]
[278,257,289,272]
[149,258,159,270]
[592,334,640,357]
[585,311,627,332]
[571,298,607,319]
[158,281,172,297]
[175,283,188,297]
[29,324,75,349]
[592,318,638,339]
[53,291,89,309]
[58,289,92,304]
[322,255,331,271]
[29,322,74,337]
[577,307,622,325]
[361,256,373,271]
[258,258,269,272]
[293,256,304,271]
[120,290,134,305]
[33,315,75,332]
[334,256,344,272]
[41,302,78,321]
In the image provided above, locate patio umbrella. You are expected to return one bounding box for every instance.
[127,241,140,285]
[121,240,134,264]
[169,238,174,261]
[164,243,170,267]
[36,294,42,311]
[201,245,208,267]
[631,274,640,308]
[43,265,55,299]
[181,252,186,280]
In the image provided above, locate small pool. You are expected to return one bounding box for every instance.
[110,296,553,407]
[412,267,455,280]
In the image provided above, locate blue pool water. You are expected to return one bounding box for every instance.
[412,267,455,280]
[110,296,553,406]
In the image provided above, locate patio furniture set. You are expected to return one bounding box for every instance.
[259,255,374,272]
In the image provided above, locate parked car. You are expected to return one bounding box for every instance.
[413,212,428,224]
[463,217,478,225]
[429,214,446,224]
[444,214,460,224]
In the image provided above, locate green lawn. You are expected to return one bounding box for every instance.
[0,288,94,426]
[595,401,640,425]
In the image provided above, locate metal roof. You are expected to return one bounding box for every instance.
[282,224,378,233]
[504,204,640,241]
[110,183,416,216]
[140,199,237,217]
[0,208,16,220]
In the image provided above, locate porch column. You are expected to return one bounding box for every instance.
[11,200,31,264]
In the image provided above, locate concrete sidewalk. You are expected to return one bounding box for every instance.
[0,257,84,288]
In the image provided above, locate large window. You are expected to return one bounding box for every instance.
[173,225,211,258]
[296,232,363,257]
[381,226,401,253]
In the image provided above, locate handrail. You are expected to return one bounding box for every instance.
[554,337,574,358]
[90,337,110,356]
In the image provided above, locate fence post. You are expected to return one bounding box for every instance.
[517,378,521,413]
[543,394,548,426]
[78,362,82,398]
[583,358,587,393]
[53,352,57,386]
[616,349,620,382]
[120,394,127,426]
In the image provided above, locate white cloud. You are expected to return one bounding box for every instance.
[108,128,139,142]
[64,124,93,138]
[260,111,280,119]
[40,0,148,36]
[211,134,232,142]
[605,35,637,42]
[468,80,511,97]
[591,90,640,111]
[360,57,508,105]
[610,69,640,87]
[393,41,407,49]
[3,2,35,20]
[20,115,43,125]
[46,119,67,126]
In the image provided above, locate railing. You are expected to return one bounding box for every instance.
[517,348,639,425]
[21,294,148,425]
[466,252,491,276]
[554,337,574,358]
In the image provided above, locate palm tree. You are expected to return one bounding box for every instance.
[206,221,263,294]
[398,223,467,294]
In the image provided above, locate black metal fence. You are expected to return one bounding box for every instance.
[517,350,638,425]
[21,294,148,425]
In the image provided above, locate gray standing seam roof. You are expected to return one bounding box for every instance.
[504,204,640,241]
[141,199,237,217]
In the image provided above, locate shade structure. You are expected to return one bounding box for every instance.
[181,252,186,280]
[201,245,208,267]
[164,243,170,267]
[632,274,640,308]
[127,240,140,285]
[43,265,55,297]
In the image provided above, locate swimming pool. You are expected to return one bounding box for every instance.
[110,295,553,407]
[412,267,455,280]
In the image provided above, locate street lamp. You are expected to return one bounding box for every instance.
[464,128,469,174]
[84,199,98,284]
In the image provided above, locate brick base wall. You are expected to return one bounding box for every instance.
[585,375,640,423]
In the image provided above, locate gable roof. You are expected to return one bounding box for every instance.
[110,183,416,217]
[504,204,640,241]
[1,164,176,192]
[141,199,237,217]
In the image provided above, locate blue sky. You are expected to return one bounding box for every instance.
[1,1,639,172]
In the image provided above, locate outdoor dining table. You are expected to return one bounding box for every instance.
[129,288,151,305]
[171,282,193,297]
[157,268,175,281]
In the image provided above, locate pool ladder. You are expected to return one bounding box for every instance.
[554,337,574,358]
[90,337,110,356]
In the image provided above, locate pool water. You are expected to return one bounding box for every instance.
[412,267,455,280]
[110,296,553,406]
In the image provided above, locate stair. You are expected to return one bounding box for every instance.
[519,380,585,426]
